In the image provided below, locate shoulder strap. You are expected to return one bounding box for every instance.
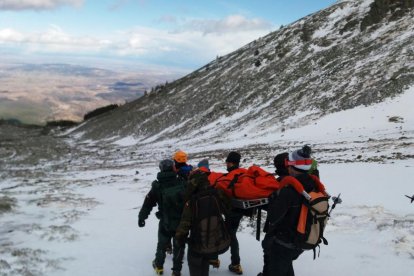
[227,173,242,198]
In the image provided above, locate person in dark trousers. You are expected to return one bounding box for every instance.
[173,150,193,180]
[259,146,315,276]
[210,151,245,274]
[175,167,231,276]
[138,159,185,276]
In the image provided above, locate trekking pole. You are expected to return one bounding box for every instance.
[328,193,342,216]
[405,194,414,203]
[256,207,262,241]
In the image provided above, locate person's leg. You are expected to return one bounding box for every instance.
[188,250,209,276]
[200,255,210,276]
[288,248,303,276]
[262,238,294,276]
[228,212,243,265]
[260,234,272,275]
[172,236,185,273]
[154,222,169,267]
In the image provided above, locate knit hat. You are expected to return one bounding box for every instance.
[173,150,188,163]
[287,145,313,171]
[273,152,289,177]
[159,159,174,172]
[225,151,241,164]
[197,159,210,172]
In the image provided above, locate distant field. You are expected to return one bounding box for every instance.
[0,100,52,125]
[0,63,176,125]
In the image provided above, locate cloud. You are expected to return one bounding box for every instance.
[157,15,178,24]
[0,14,274,68]
[0,28,25,42]
[0,26,112,53]
[181,14,273,35]
[0,0,84,11]
[120,22,272,64]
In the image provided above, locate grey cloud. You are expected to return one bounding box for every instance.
[0,0,84,11]
[108,0,129,11]
[180,15,273,35]
[157,15,178,24]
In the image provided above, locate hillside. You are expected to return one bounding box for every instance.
[74,0,414,147]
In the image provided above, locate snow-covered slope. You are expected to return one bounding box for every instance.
[74,0,414,145]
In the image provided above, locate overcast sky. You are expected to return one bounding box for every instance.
[0,0,337,72]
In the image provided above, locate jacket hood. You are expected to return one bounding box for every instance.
[295,173,316,193]
[157,171,178,183]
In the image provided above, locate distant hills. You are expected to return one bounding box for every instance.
[0,63,178,125]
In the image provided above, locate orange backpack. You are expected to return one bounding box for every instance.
[295,191,330,257]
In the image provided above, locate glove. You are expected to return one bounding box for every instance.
[175,234,187,247]
[138,219,145,227]
[155,211,161,219]
[175,238,185,247]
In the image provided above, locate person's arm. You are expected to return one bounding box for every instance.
[175,200,193,245]
[266,188,291,233]
[138,181,159,224]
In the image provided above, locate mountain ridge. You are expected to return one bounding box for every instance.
[74,0,414,145]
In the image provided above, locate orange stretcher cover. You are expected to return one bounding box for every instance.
[208,166,326,200]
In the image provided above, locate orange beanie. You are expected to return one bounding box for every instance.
[173,150,188,163]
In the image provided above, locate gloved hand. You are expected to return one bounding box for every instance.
[175,235,187,247]
[155,211,161,219]
[175,238,185,247]
[138,219,145,227]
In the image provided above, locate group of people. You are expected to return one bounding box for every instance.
[138,145,326,276]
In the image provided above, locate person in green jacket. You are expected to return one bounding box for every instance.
[138,159,186,276]
[175,166,232,276]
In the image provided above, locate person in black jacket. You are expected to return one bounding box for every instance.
[138,159,186,276]
[259,146,315,276]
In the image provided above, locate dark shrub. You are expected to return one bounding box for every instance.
[84,104,119,121]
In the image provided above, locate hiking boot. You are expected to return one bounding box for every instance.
[171,271,181,276]
[165,242,172,255]
[152,260,163,275]
[228,264,243,275]
[209,259,220,268]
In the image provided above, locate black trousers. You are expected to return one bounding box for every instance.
[209,210,243,264]
[154,221,185,273]
[261,234,303,276]
[187,249,210,276]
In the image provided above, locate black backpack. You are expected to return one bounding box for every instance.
[160,180,186,232]
[189,188,231,255]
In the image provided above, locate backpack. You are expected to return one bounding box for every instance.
[189,188,231,255]
[295,191,329,256]
[160,180,186,232]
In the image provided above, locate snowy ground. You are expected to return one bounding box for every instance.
[1,156,413,276]
[1,87,414,275]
